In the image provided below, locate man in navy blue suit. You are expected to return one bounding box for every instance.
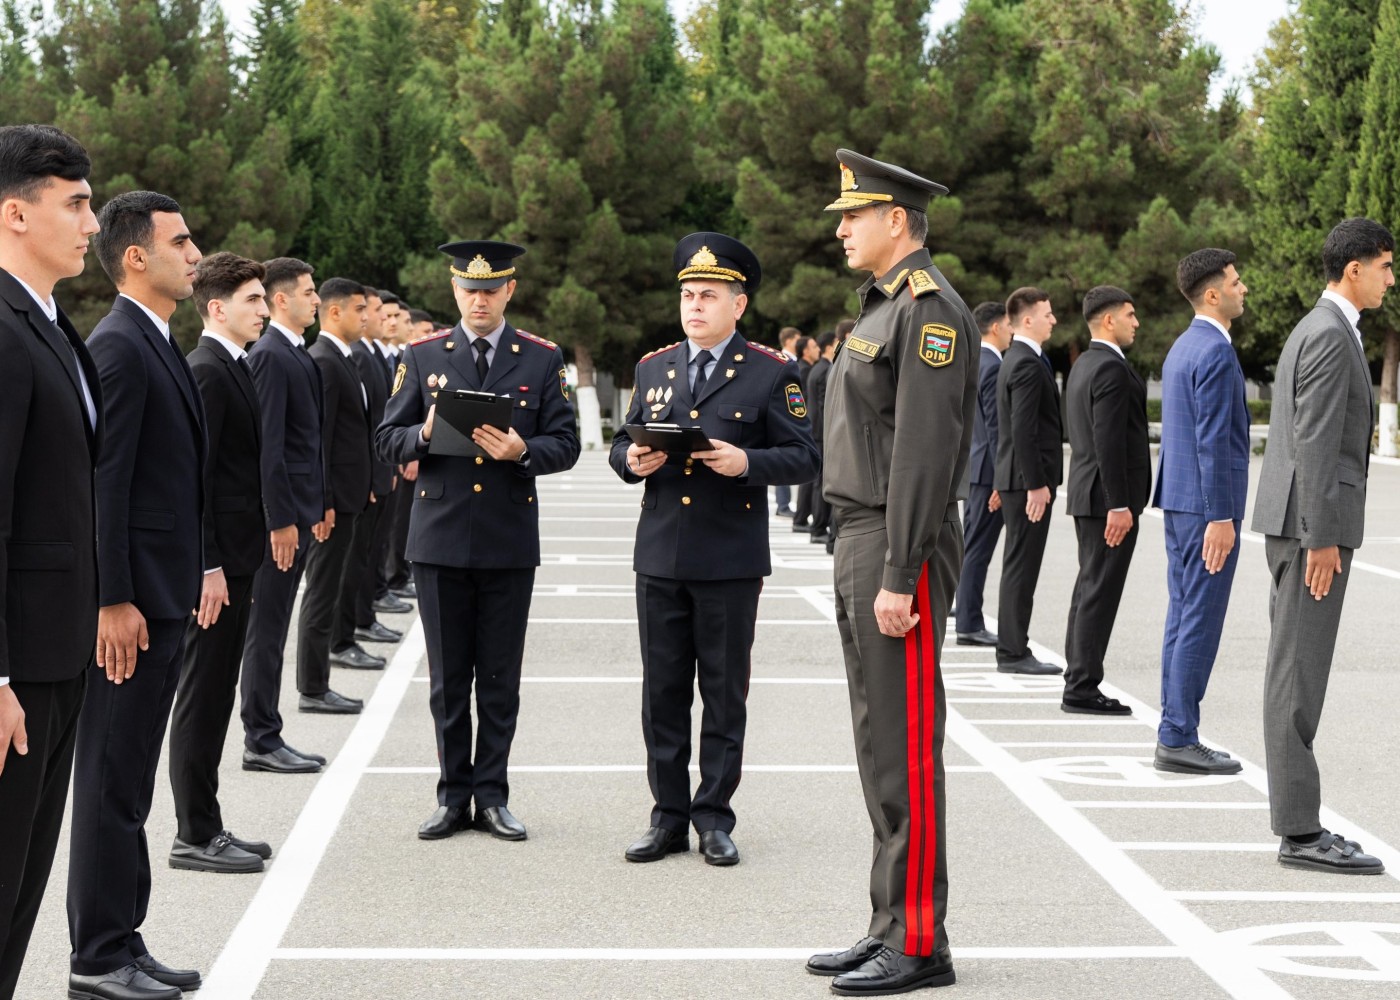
[1151,249,1249,776]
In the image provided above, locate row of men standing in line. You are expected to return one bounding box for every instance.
[954,220,1394,876]
[775,322,853,552]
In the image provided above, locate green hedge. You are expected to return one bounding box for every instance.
[1144,399,1271,424]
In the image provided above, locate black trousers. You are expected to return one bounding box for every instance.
[995,489,1053,663]
[635,574,761,835]
[809,452,831,535]
[0,673,85,999]
[954,482,1003,635]
[416,563,533,809]
[367,485,398,603]
[169,572,254,845]
[335,499,381,649]
[1063,516,1138,700]
[385,485,413,590]
[297,510,359,696]
[241,528,310,754]
[794,479,815,525]
[67,617,185,976]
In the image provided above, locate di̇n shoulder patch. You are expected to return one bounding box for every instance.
[785,383,807,418]
[919,324,956,368]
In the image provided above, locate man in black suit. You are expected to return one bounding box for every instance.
[792,334,821,530]
[362,290,413,615]
[807,330,836,544]
[954,302,1012,647]
[380,299,418,600]
[0,124,101,1000]
[240,258,334,774]
[298,278,375,709]
[166,253,273,876]
[67,190,206,1000]
[993,286,1062,676]
[1062,286,1150,715]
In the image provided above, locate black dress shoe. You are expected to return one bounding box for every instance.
[282,744,327,766]
[1278,830,1384,874]
[68,962,182,1000]
[328,644,386,669]
[298,691,363,714]
[806,936,884,976]
[699,829,739,866]
[956,628,998,646]
[221,829,273,859]
[810,530,831,544]
[792,522,811,532]
[418,805,471,840]
[373,594,413,614]
[474,804,527,841]
[625,826,690,862]
[775,506,794,517]
[132,954,201,991]
[169,831,264,873]
[1061,693,1131,716]
[241,746,321,773]
[390,582,417,599]
[354,620,402,643]
[831,946,955,995]
[995,654,1061,675]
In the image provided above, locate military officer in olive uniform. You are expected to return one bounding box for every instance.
[610,234,819,867]
[806,152,978,996]
[376,241,581,842]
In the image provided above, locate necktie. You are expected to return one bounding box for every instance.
[1040,352,1054,378]
[474,338,490,382]
[236,355,253,380]
[692,349,713,397]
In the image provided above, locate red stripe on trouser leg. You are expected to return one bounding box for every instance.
[915,566,938,955]
[903,564,936,956]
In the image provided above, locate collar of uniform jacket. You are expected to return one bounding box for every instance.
[859,247,935,300]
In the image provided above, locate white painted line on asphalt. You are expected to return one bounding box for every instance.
[200,620,428,1000]
[1068,801,1270,810]
[361,764,989,775]
[1115,842,1280,852]
[540,516,639,522]
[1171,890,1400,902]
[947,697,1063,704]
[409,676,850,685]
[971,719,1143,726]
[269,945,1191,961]
[527,617,835,625]
[1002,742,1158,749]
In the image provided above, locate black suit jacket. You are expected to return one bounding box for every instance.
[807,357,832,445]
[0,269,101,682]
[968,345,1002,487]
[994,339,1062,493]
[353,339,394,496]
[1065,341,1151,517]
[309,335,372,515]
[246,326,325,531]
[87,295,205,618]
[188,336,265,577]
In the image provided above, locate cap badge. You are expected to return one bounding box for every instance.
[688,245,719,269]
[840,163,857,191]
[466,254,495,277]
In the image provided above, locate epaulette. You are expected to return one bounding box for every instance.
[746,341,787,362]
[515,329,558,350]
[408,329,452,347]
[908,268,942,299]
[639,341,682,363]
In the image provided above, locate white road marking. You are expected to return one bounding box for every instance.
[1114,842,1281,852]
[269,945,1191,961]
[1068,801,1271,810]
[526,617,834,625]
[360,764,989,775]
[1172,891,1400,902]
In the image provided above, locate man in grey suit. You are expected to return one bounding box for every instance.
[1253,217,1393,875]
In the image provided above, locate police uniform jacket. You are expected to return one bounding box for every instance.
[821,249,979,594]
[609,332,819,581]
[375,323,581,568]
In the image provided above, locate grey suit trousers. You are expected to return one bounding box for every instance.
[1263,535,1353,836]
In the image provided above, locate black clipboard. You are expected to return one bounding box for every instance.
[625,422,713,454]
[430,390,514,458]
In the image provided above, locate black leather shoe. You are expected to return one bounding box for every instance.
[996,654,1061,675]
[329,644,386,669]
[775,507,794,517]
[282,744,327,766]
[792,522,811,532]
[68,962,182,1000]
[956,629,998,646]
[373,594,413,614]
[169,831,264,873]
[1154,741,1241,774]
[354,621,402,643]
[298,691,363,714]
[418,805,471,840]
[806,936,884,976]
[241,746,321,773]
[1279,830,1384,874]
[132,954,201,992]
[221,829,272,859]
[474,804,527,840]
[810,530,831,544]
[699,829,739,866]
[1061,693,1131,716]
[390,582,417,599]
[831,946,955,995]
[625,826,689,862]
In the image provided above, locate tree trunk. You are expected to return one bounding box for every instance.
[1378,328,1399,457]
[572,341,605,451]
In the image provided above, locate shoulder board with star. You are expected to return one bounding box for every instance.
[515,329,558,350]
[409,329,452,347]
[639,341,683,363]
[907,269,942,300]
[746,341,787,362]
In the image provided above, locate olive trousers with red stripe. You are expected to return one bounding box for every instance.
[833,521,959,958]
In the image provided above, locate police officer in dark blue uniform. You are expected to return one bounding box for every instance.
[376,241,581,842]
[610,233,819,866]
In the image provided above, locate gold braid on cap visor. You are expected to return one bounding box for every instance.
[451,254,515,281]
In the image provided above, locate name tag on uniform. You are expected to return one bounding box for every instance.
[845,335,883,362]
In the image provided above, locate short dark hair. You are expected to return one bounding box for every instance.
[1006,286,1050,326]
[318,277,366,307]
[93,190,182,285]
[1082,285,1134,325]
[835,318,856,341]
[1323,218,1396,283]
[362,285,383,302]
[972,301,1006,334]
[874,202,930,244]
[1176,248,1237,305]
[0,124,91,203]
[378,291,400,307]
[817,330,836,350]
[193,252,266,318]
[262,257,315,299]
[795,336,812,356]
[408,308,433,326]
